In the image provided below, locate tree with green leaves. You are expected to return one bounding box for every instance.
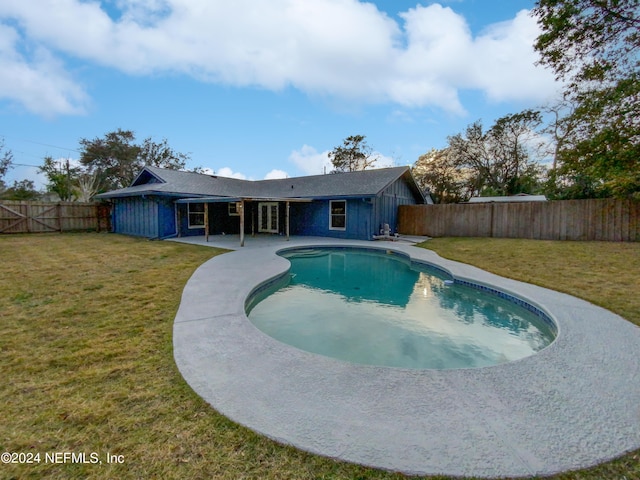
[533,0,640,198]
[533,0,639,87]
[546,79,640,198]
[487,110,545,195]
[138,137,189,170]
[446,111,545,197]
[79,129,140,191]
[79,129,190,191]
[0,137,13,191]
[39,156,81,201]
[561,75,638,198]
[413,112,546,202]
[412,148,475,203]
[0,180,39,200]
[328,135,378,172]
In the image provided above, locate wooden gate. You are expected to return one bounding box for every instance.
[0,201,108,234]
[0,202,60,233]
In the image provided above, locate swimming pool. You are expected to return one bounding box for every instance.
[173,237,640,478]
[247,247,556,369]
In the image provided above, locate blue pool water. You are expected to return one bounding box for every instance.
[247,248,556,369]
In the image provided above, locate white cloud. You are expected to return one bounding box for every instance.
[394,5,560,110]
[0,1,560,116]
[470,10,560,104]
[264,169,288,180]
[0,24,89,116]
[371,152,395,169]
[289,145,332,175]
[392,4,471,113]
[216,166,247,179]
[4,165,48,191]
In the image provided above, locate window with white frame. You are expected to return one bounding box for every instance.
[188,203,205,228]
[329,200,346,230]
[228,202,240,216]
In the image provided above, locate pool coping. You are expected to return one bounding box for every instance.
[173,238,640,478]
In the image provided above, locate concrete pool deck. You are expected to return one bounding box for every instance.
[171,235,640,478]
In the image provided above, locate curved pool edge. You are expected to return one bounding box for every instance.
[268,244,559,347]
[173,238,640,478]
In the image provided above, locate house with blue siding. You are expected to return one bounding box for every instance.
[96,165,430,244]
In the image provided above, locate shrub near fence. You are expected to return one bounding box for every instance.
[399,198,640,242]
[0,201,111,234]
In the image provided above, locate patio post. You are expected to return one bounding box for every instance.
[251,202,255,237]
[239,200,245,247]
[204,202,209,242]
[176,204,182,237]
[286,201,290,241]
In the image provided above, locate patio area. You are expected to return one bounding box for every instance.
[167,233,432,250]
[171,235,640,478]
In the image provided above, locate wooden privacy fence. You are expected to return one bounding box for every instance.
[399,198,640,242]
[0,201,111,234]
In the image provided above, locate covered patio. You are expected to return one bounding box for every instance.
[175,197,312,246]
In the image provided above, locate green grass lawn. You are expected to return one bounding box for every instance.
[1,233,638,479]
[417,237,640,327]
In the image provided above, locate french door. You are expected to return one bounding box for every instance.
[258,202,279,233]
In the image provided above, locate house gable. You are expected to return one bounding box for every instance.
[131,167,166,186]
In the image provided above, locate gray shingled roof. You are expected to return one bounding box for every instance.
[95,167,252,199]
[96,165,426,202]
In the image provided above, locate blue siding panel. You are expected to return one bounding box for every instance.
[291,199,373,240]
[113,197,159,238]
[158,198,177,238]
[373,178,418,235]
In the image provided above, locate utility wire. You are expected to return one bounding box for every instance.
[0,133,82,154]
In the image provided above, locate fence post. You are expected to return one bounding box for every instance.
[26,202,31,233]
[490,203,495,238]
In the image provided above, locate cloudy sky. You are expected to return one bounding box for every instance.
[0,0,561,189]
